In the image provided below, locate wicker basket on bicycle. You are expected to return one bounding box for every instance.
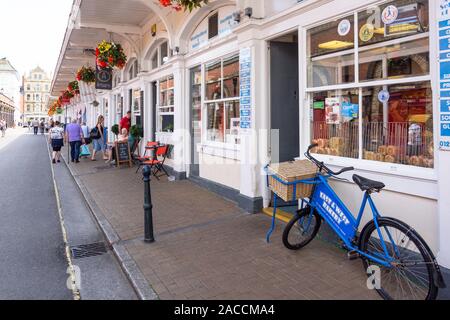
[267,160,317,202]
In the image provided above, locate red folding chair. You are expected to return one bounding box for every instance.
[142,145,171,180]
[135,141,159,173]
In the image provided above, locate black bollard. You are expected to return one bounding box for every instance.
[143,165,155,243]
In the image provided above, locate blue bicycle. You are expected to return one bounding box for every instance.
[282,144,446,300]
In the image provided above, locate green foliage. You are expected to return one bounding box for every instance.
[111,124,119,136]
[130,125,143,138]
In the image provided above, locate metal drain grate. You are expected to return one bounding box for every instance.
[70,242,108,259]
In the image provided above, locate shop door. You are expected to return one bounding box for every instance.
[190,66,202,177]
[270,41,299,163]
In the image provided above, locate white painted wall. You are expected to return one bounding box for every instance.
[199,153,241,190]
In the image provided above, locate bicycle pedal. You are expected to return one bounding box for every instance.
[347,251,360,261]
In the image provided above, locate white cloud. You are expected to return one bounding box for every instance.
[0,0,73,76]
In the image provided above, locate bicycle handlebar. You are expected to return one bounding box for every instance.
[305,144,354,176]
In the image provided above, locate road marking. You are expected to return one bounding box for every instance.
[46,140,81,300]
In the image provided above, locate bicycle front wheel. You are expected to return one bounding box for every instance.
[282,206,321,250]
[359,217,438,300]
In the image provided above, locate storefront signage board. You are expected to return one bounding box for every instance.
[95,66,113,90]
[240,47,252,131]
[439,0,450,150]
[115,141,132,168]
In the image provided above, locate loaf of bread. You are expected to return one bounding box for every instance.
[386,145,398,157]
[384,155,396,163]
[409,156,420,167]
[378,145,387,155]
[329,137,344,149]
[364,151,376,161]
[375,153,385,162]
[423,158,434,168]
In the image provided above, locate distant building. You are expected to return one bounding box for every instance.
[0,58,20,123]
[0,93,15,127]
[22,67,51,123]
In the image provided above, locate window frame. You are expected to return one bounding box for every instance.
[303,0,435,179]
[156,74,175,133]
[202,53,241,148]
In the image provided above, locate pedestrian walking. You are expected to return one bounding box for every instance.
[48,121,64,164]
[91,115,108,161]
[32,119,39,135]
[39,120,45,135]
[65,119,84,163]
[0,119,6,138]
[81,122,91,145]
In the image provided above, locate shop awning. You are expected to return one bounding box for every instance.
[51,0,157,96]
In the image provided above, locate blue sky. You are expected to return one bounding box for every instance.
[0,0,73,76]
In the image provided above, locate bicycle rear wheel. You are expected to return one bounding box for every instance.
[359,217,438,300]
[282,206,321,250]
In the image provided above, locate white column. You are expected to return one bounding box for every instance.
[238,38,269,207]
[172,57,187,175]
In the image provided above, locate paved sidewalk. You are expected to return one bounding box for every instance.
[62,150,379,300]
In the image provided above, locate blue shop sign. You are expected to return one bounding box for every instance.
[240,89,251,97]
[441,99,450,112]
[241,110,251,117]
[440,37,450,51]
[441,82,450,90]
[440,90,450,98]
[441,123,450,137]
[441,114,450,122]
[440,19,450,29]
[440,51,450,61]
[241,122,251,129]
[441,61,450,80]
[440,28,450,38]
[240,98,251,105]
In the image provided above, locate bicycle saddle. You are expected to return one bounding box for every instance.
[352,174,385,192]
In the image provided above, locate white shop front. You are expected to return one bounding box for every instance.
[51,0,450,269]
[237,0,450,269]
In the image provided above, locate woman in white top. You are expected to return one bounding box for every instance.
[48,121,65,164]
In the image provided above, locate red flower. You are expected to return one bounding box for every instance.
[159,0,172,7]
[108,55,114,64]
[95,48,100,57]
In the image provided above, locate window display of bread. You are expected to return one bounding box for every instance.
[384,155,396,163]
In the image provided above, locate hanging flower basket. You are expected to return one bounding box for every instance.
[62,90,75,100]
[68,81,80,95]
[56,107,63,115]
[76,66,96,83]
[159,0,208,11]
[96,40,127,69]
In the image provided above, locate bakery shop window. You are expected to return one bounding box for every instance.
[310,89,359,159]
[362,82,433,168]
[307,0,432,169]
